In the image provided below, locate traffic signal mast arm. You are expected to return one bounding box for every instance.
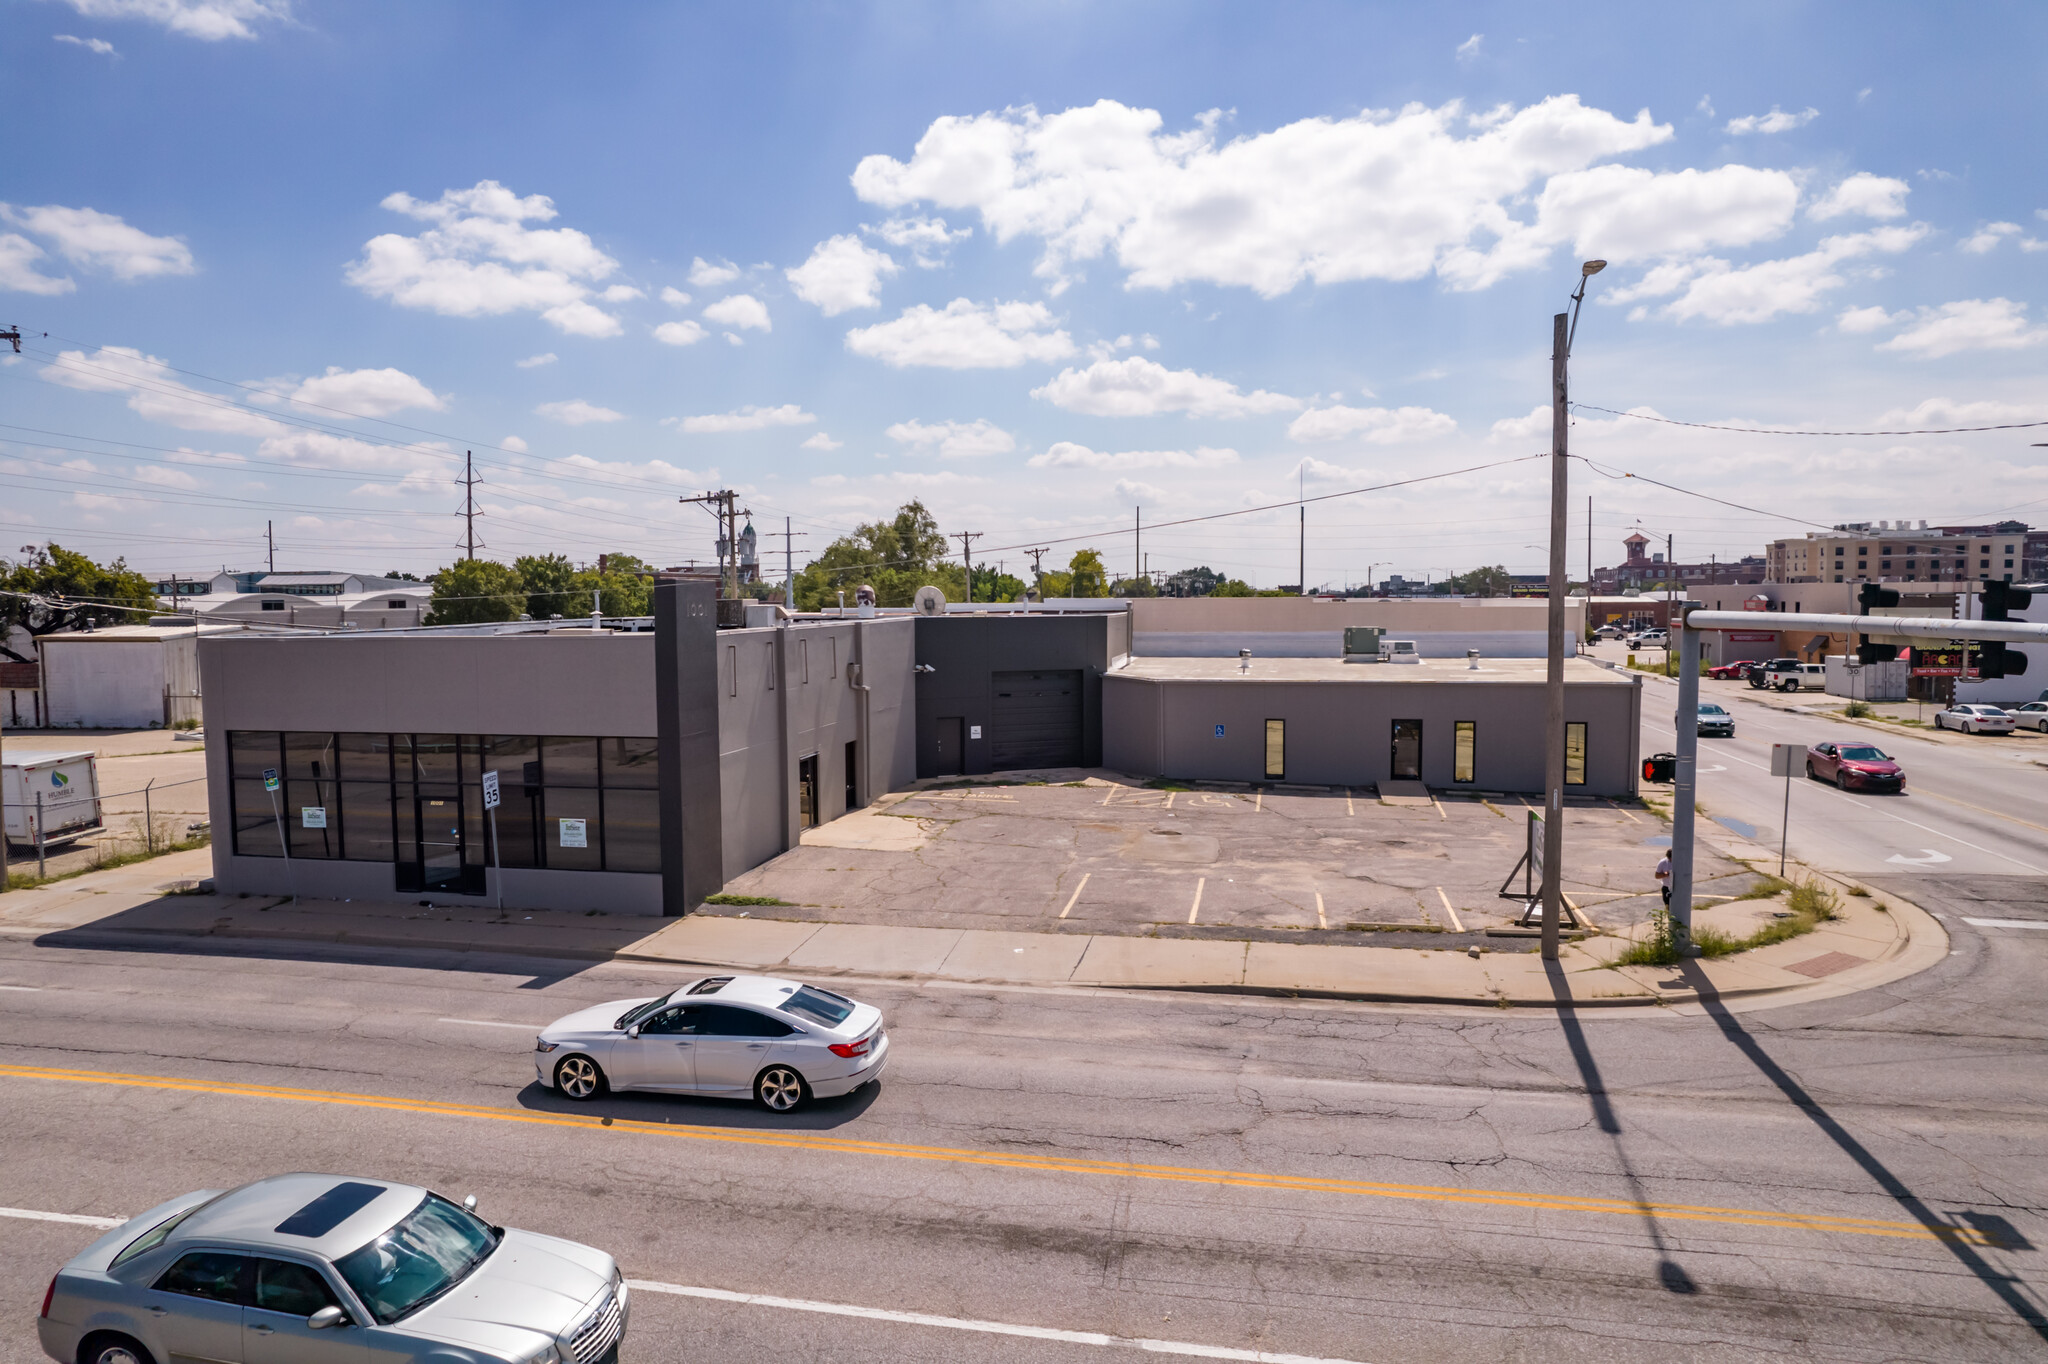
[1680,609,2046,646]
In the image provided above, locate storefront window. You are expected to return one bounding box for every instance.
[1453,722,1476,784]
[1565,723,1587,786]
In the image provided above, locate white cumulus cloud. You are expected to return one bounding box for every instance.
[1724,106,1818,135]
[1455,33,1482,60]
[846,298,1074,369]
[688,257,739,288]
[1836,305,1903,333]
[670,404,816,434]
[515,352,557,368]
[800,432,844,451]
[41,345,279,435]
[1287,404,1457,444]
[1528,164,1799,264]
[534,399,625,425]
[865,215,969,266]
[786,235,899,315]
[1877,298,2048,359]
[885,418,1015,459]
[1031,356,1298,418]
[55,0,289,40]
[660,286,691,307]
[54,34,117,53]
[345,180,624,337]
[851,96,1682,295]
[702,293,771,331]
[1624,224,1927,325]
[1026,443,1239,470]
[1959,222,2023,254]
[0,235,73,295]
[133,464,201,489]
[653,320,708,347]
[1808,173,1910,221]
[0,202,193,279]
[287,366,444,417]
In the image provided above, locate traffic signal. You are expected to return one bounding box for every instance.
[1979,583,2033,679]
[1855,583,1902,663]
[1642,753,1676,783]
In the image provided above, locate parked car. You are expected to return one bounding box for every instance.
[38,1174,627,1364]
[1806,741,1905,792]
[1696,703,1735,737]
[1748,658,1803,689]
[2009,701,2048,733]
[1593,624,1625,641]
[1707,660,1758,681]
[1935,704,2016,734]
[1627,629,1669,649]
[537,973,888,1112]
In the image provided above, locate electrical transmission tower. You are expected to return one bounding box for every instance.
[455,451,485,560]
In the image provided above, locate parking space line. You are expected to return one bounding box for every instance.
[1254,789,1263,812]
[1165,790,1177,809]
[1606,800,1640,824]
[1432,795,1446,821]
[1059,873,1091,920]
[1434,888,1464,933]
[0,1064,1995,1246]
[0,985,42,992]
[1962,917,2048,931]
[1345,788,1354,816]
[1188,878,1206,924]
[1315,892,1327,930]
[439,1019,539,1031]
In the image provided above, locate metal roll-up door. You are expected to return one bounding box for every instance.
[991,669,1082,770]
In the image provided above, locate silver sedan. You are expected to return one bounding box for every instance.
[535,973,889,1112]
[39,1173,626,1364]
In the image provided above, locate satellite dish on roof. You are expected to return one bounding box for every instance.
[913,586,947,617]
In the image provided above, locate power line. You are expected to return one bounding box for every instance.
[1571,402,2048,437]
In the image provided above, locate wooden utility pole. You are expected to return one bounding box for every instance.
[679,490,746,596]
[953,531,981,603]
[1025,547,1048,598]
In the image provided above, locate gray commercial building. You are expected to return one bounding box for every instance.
[1103,656,1643,797]
[912,611,1130,776]
[202,583,913,916]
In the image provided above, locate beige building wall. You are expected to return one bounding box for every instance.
[1128,596,1584,659]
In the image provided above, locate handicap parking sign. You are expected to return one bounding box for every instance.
[1214,724,1225,738]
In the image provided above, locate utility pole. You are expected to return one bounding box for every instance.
[679,490,743,596]
[266,520,275,574]
[1134,507,1142,587]
[1586,496,1593,598]
[953,531,981,603]
[1025,547,1048,598]
[765,518,807,606]
[1667,532,1676,677]
[457,451,483,561]
[1543,258,1606,962]
[1298,465,1307,596]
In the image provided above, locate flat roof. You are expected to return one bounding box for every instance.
[1113,655,1633,684]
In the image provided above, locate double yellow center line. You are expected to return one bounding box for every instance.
[0,1062,1993,1246]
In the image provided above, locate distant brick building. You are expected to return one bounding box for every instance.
[1588,533,1765,594]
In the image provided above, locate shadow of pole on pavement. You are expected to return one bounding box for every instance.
[1542,958,1697,1295]
[1677,959,2048,1343]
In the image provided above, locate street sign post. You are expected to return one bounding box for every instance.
[261,767,296,904]
[1769,744,1799,877]
[481,770,503,912]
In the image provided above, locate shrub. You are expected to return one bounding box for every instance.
[1843,700,1874,719]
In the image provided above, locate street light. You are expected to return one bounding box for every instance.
[1539,260,1604,962]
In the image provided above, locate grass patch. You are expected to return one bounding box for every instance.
[1145,778,1195,791]
[1733,873,1792,901]
[1609,877,1841,967]
[1845,884,1870,897]
[3,831,210,892]
[703,893,792,907]
[1842,700,1874,719]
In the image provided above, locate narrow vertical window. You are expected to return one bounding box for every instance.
[1453,722,1476,783]
[1565,722,1587,786]
[1263,719,1285,780]
[830,637,839,678]
[801,639,810,684]
[727,645,737,697]
[766,640,775,690]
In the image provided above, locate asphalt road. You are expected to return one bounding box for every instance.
[3,911,2047,1364]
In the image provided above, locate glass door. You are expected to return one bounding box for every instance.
[1390,719,1423,780]
[417,790,465,892]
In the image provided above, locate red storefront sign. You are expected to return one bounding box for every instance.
[1728,631,1777,642]
[1909,647,1976,678]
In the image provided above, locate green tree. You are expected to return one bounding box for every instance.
[1110,575,1158,597]
[970,563,1026,602]
[513,553,576,619]
[1064,549,1108,598]
[791,501,955,609]
[1209,578,1257,597]
[1448,565,1514,597]
[0,544,158,638]
[426,559,525,625]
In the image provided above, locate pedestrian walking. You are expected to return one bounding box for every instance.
[1655,851,1673,907]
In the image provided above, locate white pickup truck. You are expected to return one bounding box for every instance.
[3,749,104,848]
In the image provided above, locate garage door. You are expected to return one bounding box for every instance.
[991,670,1082,770]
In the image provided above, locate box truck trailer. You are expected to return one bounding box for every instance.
[3,749,104,849]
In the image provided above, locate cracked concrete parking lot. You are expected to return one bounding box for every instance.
[710,772,1767,948]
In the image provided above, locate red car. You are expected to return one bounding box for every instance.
[1707,660,1756,680]
[1806,741,1905,793]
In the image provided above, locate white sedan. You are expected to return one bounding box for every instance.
[1935,704,2016,734]
[535,974,888,1112]
[2010,701,2048,733]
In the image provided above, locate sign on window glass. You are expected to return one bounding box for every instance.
[300,807,327,829]
[559,818,588,849]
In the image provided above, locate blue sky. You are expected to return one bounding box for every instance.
[5,1,2046,589]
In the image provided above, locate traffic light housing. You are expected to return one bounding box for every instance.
[1642,753,1676,783]
[1979,583,2033,679]
[1855,583,1902,663]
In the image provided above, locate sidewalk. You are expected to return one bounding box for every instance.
[0,847,1944,1012]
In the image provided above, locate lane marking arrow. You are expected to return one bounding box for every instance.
[1885,849,1954,867]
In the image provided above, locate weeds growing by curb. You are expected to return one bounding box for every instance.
[703,893,792,907]
[1608,877,1841,967]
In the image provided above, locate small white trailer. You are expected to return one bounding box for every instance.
[3,749,104,849]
